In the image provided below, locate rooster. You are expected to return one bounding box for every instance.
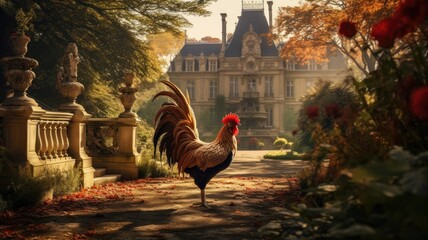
[153,80,240,207]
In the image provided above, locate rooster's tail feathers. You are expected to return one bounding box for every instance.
[153,81,199,167]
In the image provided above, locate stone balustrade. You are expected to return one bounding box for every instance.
[0,106,76,180]
[240,129,278,137]
[37,112,73,161]
[1,41,140,191]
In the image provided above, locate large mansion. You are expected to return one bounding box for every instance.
[167,0,347,148]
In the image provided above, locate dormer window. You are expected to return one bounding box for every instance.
[185,60,195,72]
[208,59,217,71]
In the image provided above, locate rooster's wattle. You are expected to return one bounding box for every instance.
[153,80,240,207]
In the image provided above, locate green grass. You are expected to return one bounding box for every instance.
[137,149,173,178]
[263,150,311,160]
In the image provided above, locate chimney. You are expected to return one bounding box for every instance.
[221,13,227,53]
[267,1,273,29]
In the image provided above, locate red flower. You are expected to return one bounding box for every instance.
[371,17,397,48]
[371,0,428,48]
[291,130,298,136]
[338,20,357,39]
[306,106,319,120]
[410,86,428,120]
[325,104,342,119]
[396,75,418,96]
[395,0,428,30]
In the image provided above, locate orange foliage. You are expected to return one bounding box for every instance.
[200,36,221,43]
[275,0,400,74]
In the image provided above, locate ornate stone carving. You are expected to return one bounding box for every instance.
[56,43,85,111]
[0,49,39,106]
[119,70,138,118]
[241,25,261,57]
[86,125,119,154]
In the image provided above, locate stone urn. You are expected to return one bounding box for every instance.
[0,56,39,106]
[10,35,31,57]
[57,81,85,111]
[119,70,138,118]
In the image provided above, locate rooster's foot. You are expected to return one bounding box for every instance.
[192,201,212,208]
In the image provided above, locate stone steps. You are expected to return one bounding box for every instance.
[93,168,122,186]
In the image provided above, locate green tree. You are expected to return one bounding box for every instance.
[0,0,215,116]
[214,94,227,127]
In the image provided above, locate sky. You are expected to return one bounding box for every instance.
[185,0,301,40]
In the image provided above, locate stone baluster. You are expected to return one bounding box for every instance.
[38,121,48,160]
[36,122,42,159]
[56,122,64,158]
[45,121,53,159]
[51,122,59,158]
[62,122,69,157]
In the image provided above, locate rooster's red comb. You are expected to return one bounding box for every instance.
[222,113,240,125]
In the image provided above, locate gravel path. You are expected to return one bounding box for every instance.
[0,151,308,240]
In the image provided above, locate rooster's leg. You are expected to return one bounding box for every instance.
[200,189,210,208]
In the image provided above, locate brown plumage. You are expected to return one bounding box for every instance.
[153,80,240,207]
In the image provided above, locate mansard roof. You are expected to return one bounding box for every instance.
[178,43,222,57]
[225,10,278,57]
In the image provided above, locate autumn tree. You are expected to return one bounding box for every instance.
[148,32,185,71]
[0,0,215,116]
[200,36,221,43]
[275,0,400,77]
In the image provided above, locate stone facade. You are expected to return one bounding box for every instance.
[167,1,347,148]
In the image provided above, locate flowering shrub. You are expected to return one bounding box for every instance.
[295,80,359,150]
[290,0,428,238]
[410,86,428,120]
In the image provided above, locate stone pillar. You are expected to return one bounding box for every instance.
[267,1,273,29]
[115,117,141,179]
[221,13,227,55]
[116,70,140,179]
[56,43,94,188]
[68,110,94,188]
